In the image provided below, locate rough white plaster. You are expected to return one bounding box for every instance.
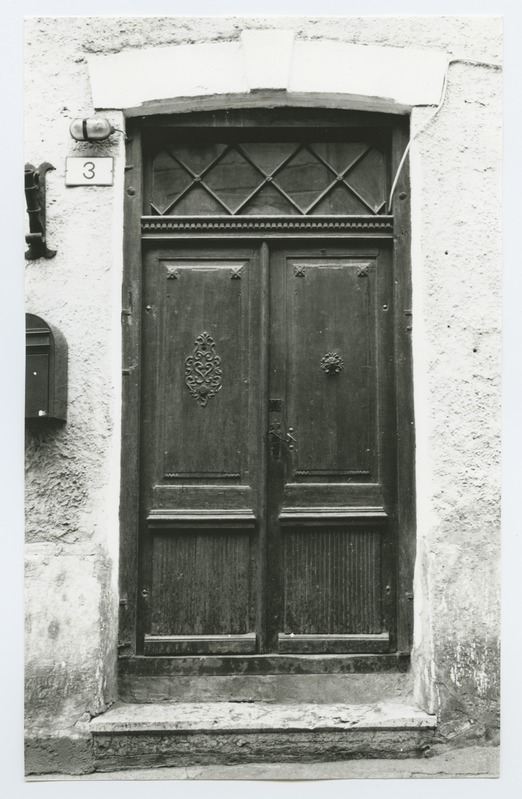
[23,87,126,730]
[25,544,112,727]
[410,105,439,717]
[409,64,501,725]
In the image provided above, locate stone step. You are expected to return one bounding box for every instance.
[91,701,437,770]
[120,671,413,704]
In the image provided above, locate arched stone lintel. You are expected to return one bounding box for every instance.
[123,92,411,119]
[88,30,448,116]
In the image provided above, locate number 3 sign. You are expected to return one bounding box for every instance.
[65,157,114,186]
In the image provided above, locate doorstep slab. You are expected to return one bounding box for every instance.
[91,702,437,770]
[91,701,436,733]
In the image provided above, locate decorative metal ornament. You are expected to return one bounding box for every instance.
[24,162,57,260]
[320,352,344,375]
[184,332,223,406]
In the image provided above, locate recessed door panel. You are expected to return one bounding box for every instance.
[285,257,377,480]
[156,259,248,479]
[282,526,383,635]
[150,530,254,636]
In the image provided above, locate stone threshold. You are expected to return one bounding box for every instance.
[91,701,436,734]
[90,701,437,770]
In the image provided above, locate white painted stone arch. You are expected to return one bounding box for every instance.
[88,29,447,116]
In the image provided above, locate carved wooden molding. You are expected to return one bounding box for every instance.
[277,632,390,655]
[279,507,388,526]
[141,215,394,237]
[146,509,256,530]
[143,633,257,655]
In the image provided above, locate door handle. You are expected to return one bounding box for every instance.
[268,422,296,459]
[286,428,296,450]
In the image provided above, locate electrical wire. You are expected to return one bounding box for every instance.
[387,57,501,212]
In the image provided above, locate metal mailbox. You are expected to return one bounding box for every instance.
[25,313,67,424]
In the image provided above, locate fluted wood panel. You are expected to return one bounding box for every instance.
[282,528,382,635]
[150,532,254,636]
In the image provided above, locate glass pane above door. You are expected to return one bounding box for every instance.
[149,141,388,216]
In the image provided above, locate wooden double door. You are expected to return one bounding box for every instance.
[138,239,398,656]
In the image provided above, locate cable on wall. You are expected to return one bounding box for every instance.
[387,58,501,212]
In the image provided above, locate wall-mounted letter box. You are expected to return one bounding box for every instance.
[25,313,67,424]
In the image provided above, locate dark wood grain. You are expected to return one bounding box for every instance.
[119,119,143,656]
[392,120,415,654]
[119,653,410,677]
[139,243,262,652]
[281,528,384,636]
[139,107,398,131]
[285,254,376,477]
[268,244,396,652]
[257,242,270,652]
[277,633,390,655]
[149,531,254,637]
[144,634,257,656]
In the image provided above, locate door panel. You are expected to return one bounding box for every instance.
[139,244,263,654]
[139,241,396,655]
[268,245,395,654]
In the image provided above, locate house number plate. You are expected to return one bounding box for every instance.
[65,157,114,186]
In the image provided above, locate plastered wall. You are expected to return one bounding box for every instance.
[410,59,502,742]
[24,15,502,760]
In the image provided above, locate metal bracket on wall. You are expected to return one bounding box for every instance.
[24,162,57,260]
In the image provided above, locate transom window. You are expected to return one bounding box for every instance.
[149,140,389,217]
